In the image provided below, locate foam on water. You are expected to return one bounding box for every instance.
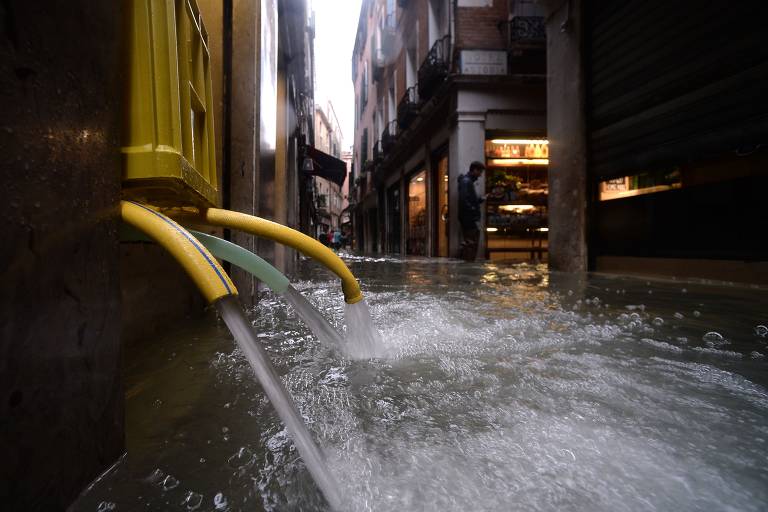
[215,296,342,510]
[281,284,345,351]
[71,260,768,512]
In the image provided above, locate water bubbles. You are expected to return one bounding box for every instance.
[161,475,179,491]
[97,502,116,512]
[755,325,768,338]
[693,310,701,317]
[199,457,206,463]
[145,468,164,484]
[652,317,664,326]
[152,399,163,408]
[227,446,256,469]
[750,351,765,358]
[181,491,203,510]
[702,332,727,346]
[674,312,685,320]
[213,493,228,510]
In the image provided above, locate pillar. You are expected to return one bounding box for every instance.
[543,0,588,272]
[229,0,260,305]
[449,111,486,259]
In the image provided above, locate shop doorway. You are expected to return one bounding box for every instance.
[433,151,449,257]
[406,169,427,255]
[387,183,401,254]
[367,207,379,253]
[484,138,549,261]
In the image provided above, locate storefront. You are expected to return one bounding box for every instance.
[484,137,549,261]
[433,150,449,258]
[386,182,401,253]
[406,169,428,256]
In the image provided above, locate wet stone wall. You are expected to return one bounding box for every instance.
[0,2,124,509]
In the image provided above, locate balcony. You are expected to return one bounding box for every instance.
[397,85,419,131]
[373,29,397,81]
[372,140,383,163]
[381,120,397,154]
[501,16,546,74]
[417,35,451,101]
[504,16,545,47]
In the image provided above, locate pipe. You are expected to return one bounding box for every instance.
[120,201,237,303]
[120,225,289,294]
[170,207,363,304]
[188,230,290,294]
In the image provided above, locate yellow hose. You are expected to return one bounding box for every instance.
[121,201,237,303]
[170,207,363,304]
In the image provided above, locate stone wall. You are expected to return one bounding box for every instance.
[0,2,124,509]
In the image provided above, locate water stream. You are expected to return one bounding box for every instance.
[281,285,345,353]
[215,296,341,510]
[72,258,768,511]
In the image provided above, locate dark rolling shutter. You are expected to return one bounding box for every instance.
[587,0,768,180]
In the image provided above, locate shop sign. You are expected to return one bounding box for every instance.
[460,50,508,76]
[485,139,549,159]
[457,0,493,6]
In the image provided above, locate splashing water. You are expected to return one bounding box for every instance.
[343,299,387,359]
[281,285,344,351]
[71,259,768,511]
[215,296,342,510]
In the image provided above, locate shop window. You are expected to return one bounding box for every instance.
[485,137,548,261]
[599,168,682,201]
[435,154,449,257]
[407,170,427,255]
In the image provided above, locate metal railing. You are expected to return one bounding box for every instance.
[417,35,451,101]
[372,140,382,162]
[504,16,545,45]
[381,120,397,153]
[397,85,419,131]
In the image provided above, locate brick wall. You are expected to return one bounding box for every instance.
[456,0,508,49]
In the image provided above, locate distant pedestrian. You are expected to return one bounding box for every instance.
[332,229,342,250]
[458,161,485,261]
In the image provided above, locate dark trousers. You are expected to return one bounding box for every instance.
[460,225,479,261]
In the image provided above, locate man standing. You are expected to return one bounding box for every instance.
[458,161,485,261]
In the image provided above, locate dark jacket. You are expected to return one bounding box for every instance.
[458,173,483,229]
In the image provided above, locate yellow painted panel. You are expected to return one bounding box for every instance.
[122,0,218,207]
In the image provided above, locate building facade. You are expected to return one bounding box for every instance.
[541,0,768,283]
[313,103,345,235]
[350,0,547,260]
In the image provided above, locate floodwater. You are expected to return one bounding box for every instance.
[72,257,768,511]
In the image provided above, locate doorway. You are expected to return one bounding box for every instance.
[406,170,427,256]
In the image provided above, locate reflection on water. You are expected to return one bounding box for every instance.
[73,258,768,511]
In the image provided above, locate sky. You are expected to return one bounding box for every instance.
[312,0,363,150]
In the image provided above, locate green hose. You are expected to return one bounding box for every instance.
[188,230,290,294]
[120,224,290,294]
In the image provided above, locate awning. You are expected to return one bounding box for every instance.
[304,146,347,188]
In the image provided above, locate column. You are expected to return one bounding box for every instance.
[449,111,486,259]
[543,0,588,271]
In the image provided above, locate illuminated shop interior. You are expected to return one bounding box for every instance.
[484,138,549,261]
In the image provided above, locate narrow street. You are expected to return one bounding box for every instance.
[2,0,767,510]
